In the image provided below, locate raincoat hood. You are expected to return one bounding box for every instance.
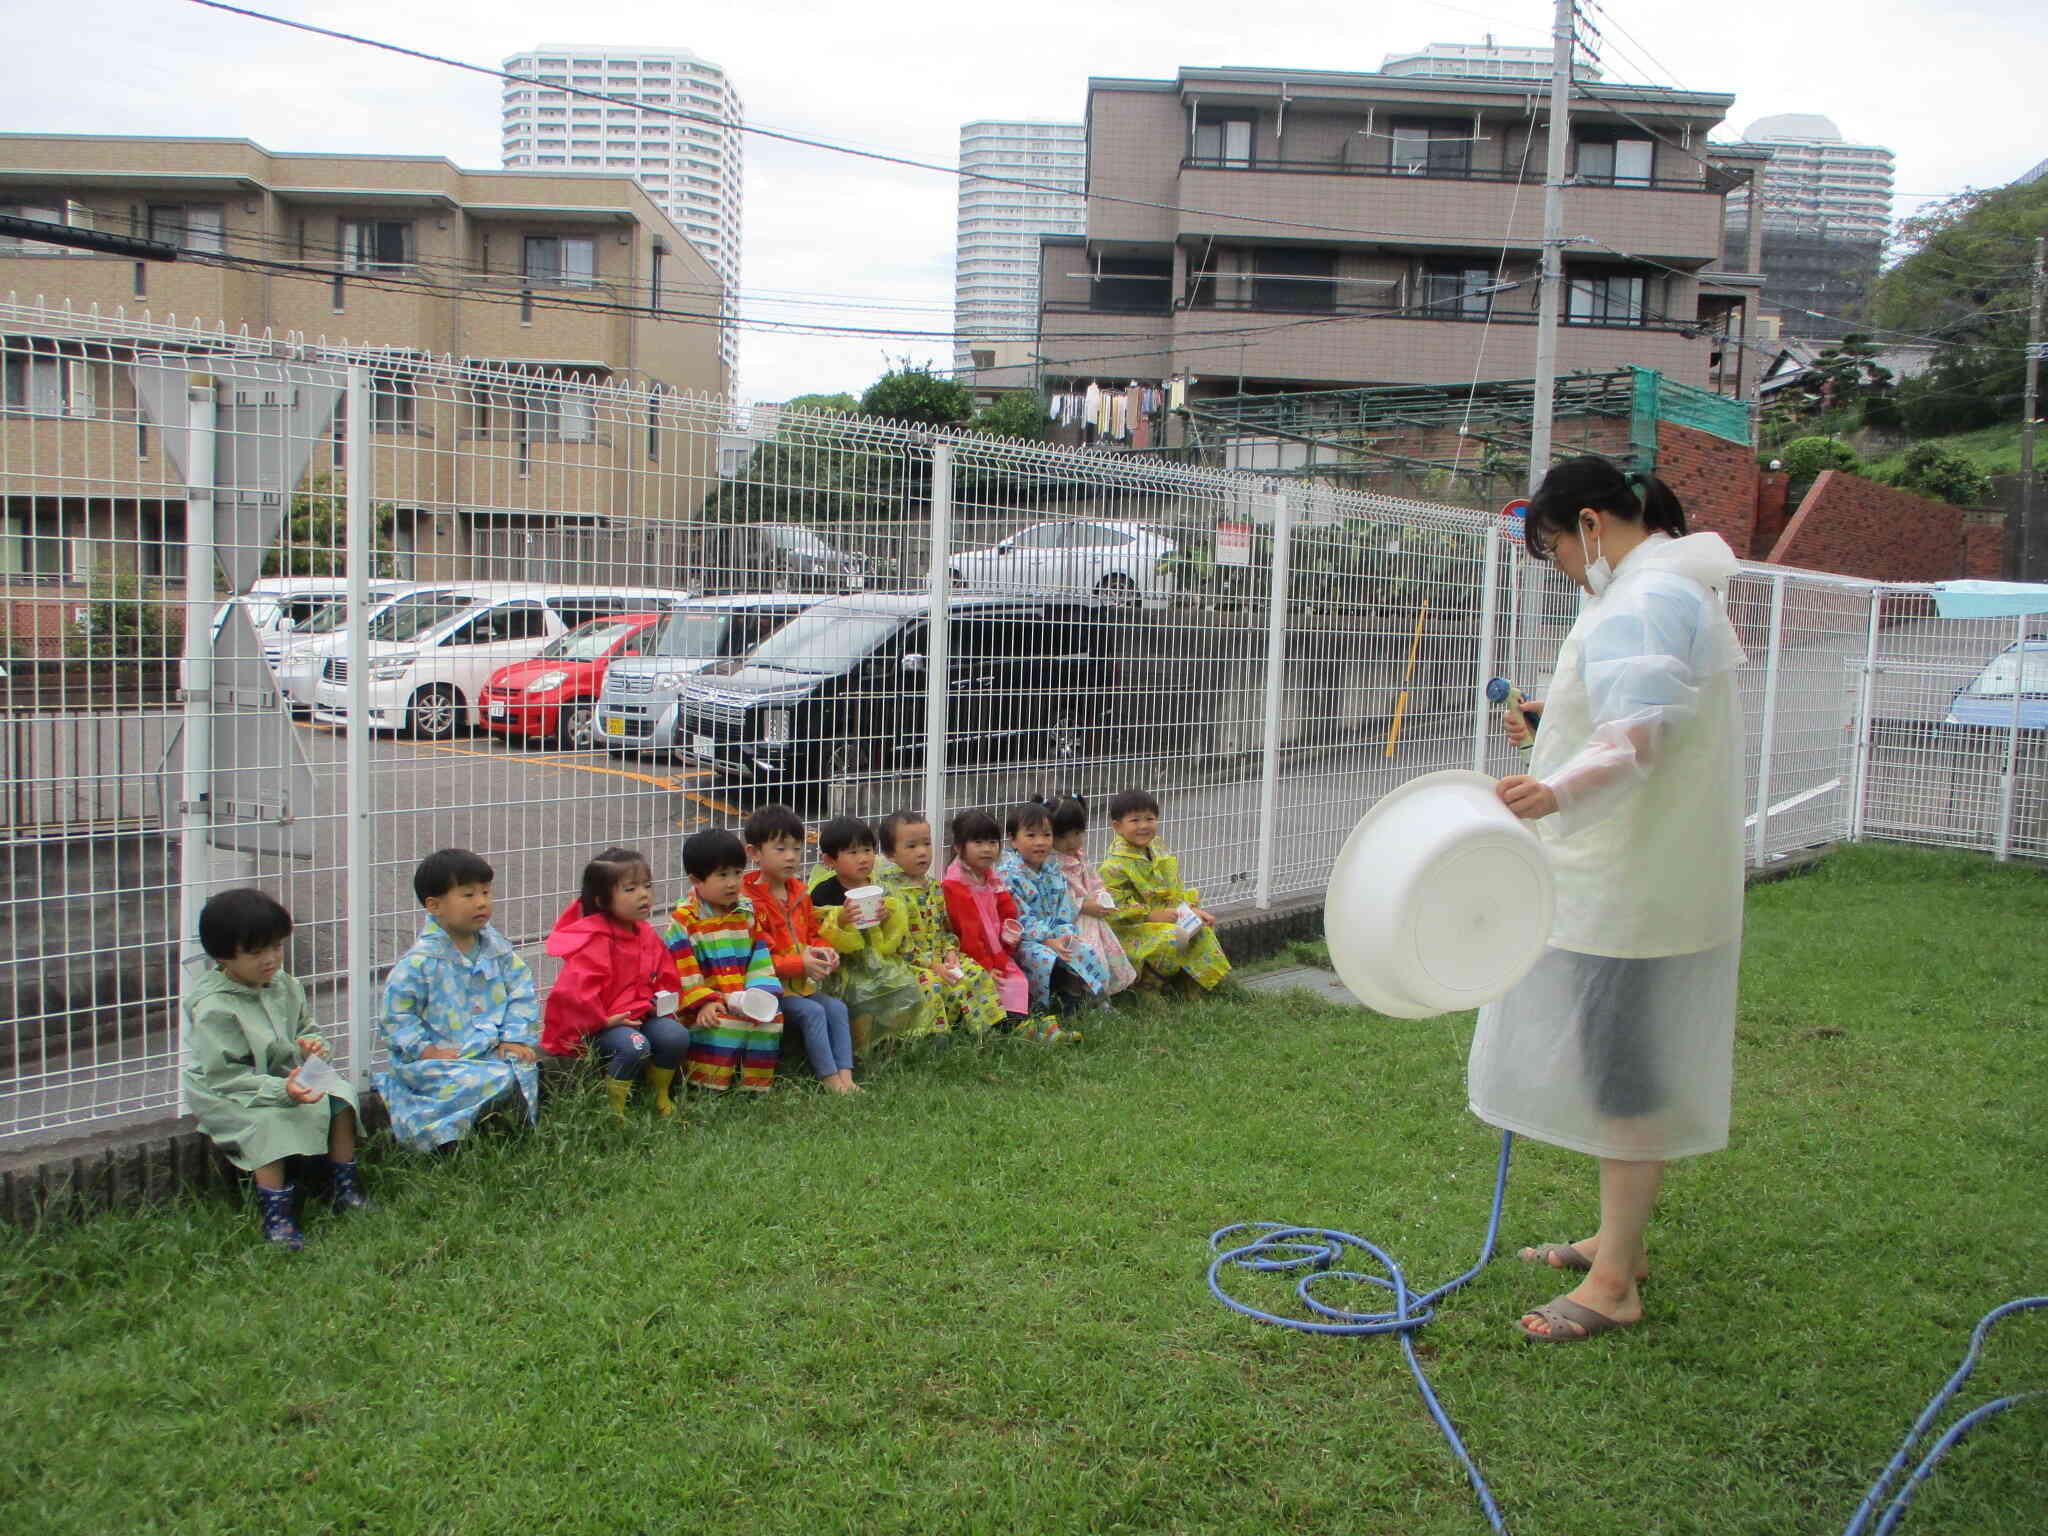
[1624,531,1738,593]
[544,901,633,959]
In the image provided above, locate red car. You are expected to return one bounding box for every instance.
[478,613,665,747]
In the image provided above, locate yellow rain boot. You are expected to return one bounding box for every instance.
[645,1065,678,1119]
[604,1077,632,1122]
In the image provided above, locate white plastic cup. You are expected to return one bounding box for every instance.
[294,1051,346,1098]
[736,986,779,1023]
[843,884,886,929]
[653,989,679,1017]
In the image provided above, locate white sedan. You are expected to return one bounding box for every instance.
[947,519,1178,609]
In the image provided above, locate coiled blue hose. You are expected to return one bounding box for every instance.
[1206,1129,2044,1535]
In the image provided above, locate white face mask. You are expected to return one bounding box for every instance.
[1581,520,1614,597]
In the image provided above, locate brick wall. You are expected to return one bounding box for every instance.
[1765,470,1975,582]
[1964,519,2004,580]
[1656,420,1759,554]
[1752,470,1791,554]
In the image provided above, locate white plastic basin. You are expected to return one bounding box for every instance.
[1323,770,1555,1019]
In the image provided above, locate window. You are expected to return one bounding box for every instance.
[1421,263,1495,317]
[0,204,71,255]
[1390,119,1472,176]
[146,205,225,254]
[1192,117,1253,167]
[370,370,417,433]
[472,375,598,442]
[450,602,549,645]
[1566,270,1647,326]
[3,352,93,417]
[1252,249,1335,312]
[1578,136,1653,186]
[1091,254,1172,312]
[523,235,597,287]
[341,220,412,271]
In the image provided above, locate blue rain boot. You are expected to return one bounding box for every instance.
[256,1182,305,1250]
[325,1157,370,1213]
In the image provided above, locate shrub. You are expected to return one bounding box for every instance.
[66,570,177,661]
[1887,442,1993,508]
[1779,436,1862,479]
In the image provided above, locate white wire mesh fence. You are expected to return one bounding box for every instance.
[0,298,2038,1148]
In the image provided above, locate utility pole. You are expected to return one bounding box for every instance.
[1526,0,1575,494]
[2016,234,2045,581]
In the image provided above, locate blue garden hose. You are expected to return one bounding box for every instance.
[1206,1130,2044,1534]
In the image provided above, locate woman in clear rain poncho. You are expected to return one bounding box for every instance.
[1469,456,1748,1343]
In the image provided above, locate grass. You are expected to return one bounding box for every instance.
[3,844,2045,1533]
[1864,422,2028,483]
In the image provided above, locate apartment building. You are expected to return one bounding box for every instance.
[1011,65,1763,417]
[953,121,1086,372]
[1720,114,1893,339]
[501,46,744,382]
[0,133,728,586]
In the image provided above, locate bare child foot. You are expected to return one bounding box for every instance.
[824,1071,860,1094]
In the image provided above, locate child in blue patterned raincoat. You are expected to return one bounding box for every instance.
[374,848,541,1152]
[996,799,1112,1018]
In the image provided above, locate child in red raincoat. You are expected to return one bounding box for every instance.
[543,846,687,1119]
[942,808,1076,1043]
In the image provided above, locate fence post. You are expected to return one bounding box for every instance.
[344,366,373,1088]
[1849,590,1881,842]
[922,440,953,842]
[1471,523,1502,773]
[175,373,219,1112]
[1996,610,2026,862]
[1254,487,1293,910]
[1751,572,1787,867]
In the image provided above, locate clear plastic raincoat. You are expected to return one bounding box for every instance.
[1468,531,1748,1160]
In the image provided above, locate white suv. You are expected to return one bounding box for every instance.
[310,582,692,738]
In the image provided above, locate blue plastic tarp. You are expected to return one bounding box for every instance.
[1930,581,2048,620]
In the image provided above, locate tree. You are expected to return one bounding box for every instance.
[782,391,860,417]
[1883,442,1993,508]
[859,367,972,428]
[260,473,398,577]
[970,390,1052,442]
[1868,178,2048,435]
[1779,436,1862,479]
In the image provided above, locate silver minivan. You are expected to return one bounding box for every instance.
[593,595,811,754]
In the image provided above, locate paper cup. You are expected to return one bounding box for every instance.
[295,1051,346,1098]
[736,986,779,1023]
[844,884,886,929]
[1000,918,1022,947]
[653,990,679,1017]
[1173,904,1203,948]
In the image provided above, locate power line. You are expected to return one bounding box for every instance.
[186,0,1703,250]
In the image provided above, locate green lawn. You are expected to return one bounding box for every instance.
[1864,422,2028,482]
[3,844,2044,1534]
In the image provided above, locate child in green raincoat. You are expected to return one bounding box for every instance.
[183,888,369,1250]
[810,814,934,1049]
[1098,788,1232,993]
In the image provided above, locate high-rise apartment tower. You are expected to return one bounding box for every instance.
[954,121,1086,374]
[502,46,744,384]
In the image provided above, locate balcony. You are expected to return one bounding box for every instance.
[1174,162,1726,265]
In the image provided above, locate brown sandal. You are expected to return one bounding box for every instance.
[1515,1294,1634,1343]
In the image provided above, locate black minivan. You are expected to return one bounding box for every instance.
[673,593,1118,788]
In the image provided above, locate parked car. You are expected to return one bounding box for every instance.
[220,577,411,666]
[1944,634,2048,731]
[673,593,1118,795]
[697,522,883,595]
[948,519,1178,609]
[272,584,465,710]
[592,595,813,755]
[310,582,692,738]
[476,612,667,748]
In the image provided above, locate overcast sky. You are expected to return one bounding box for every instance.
[6,0,2043,402]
